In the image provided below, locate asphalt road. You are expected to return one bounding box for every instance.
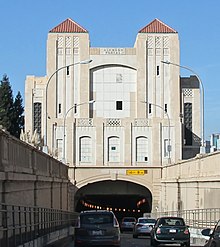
[65,232,199,247]
[120,232,150,247]
[63,232,149,247]
[58,232,203,247]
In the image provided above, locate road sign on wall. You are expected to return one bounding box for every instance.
[126,170,147,175]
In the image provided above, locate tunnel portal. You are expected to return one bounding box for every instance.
[74,180,152,221]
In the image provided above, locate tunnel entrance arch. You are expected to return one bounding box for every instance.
[74,180,152,221]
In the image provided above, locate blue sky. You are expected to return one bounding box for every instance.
[1,0,220,140]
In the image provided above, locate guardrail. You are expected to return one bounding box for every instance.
[0,203,79,247]
[150,208,220,229]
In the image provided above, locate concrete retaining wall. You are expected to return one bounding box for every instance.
[160,152,220,212]
[0,129,70,210]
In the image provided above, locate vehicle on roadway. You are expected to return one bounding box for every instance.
[133,217,156,238]
[120,216,137,232]
[150,216,190,247]
[74,210,121,247]
[201,219,220,247]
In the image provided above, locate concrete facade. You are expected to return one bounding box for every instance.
[24,18,202,211]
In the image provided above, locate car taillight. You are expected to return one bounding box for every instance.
[156,228,161,234]
[184,228,189,234]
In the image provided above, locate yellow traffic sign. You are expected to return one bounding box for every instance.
[126,170,147,175]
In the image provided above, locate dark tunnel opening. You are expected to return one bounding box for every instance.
[74,180,152,222]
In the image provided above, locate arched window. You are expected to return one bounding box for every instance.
[136,137,148,162]
[80,136,92,163]
[108,137,120,162]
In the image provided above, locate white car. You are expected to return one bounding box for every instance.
[120,217,137,232]
[133,217,156,238]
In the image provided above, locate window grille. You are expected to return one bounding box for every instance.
[33,102,42,136]
[184,103,192,145]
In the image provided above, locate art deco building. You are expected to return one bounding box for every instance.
[25,18,201,168]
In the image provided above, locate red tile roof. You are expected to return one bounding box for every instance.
[139,19,177,33]
[49,18,88,33]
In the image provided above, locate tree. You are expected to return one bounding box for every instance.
[0,74,24,138]
[10,91,24,138]
[0,74,14,131]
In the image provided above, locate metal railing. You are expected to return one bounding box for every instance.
[0,203,79,247]
[150,208,220,229]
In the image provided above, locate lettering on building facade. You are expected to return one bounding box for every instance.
[100,48,125,55]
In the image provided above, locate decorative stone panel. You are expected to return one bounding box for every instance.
[65,36,71,47]
[156,37,162,48]
[58,36,64,47]
[163,36,169,48]
[134,118,149,127]
[73,36,79,47]
[106,119,121,127]
[147,36,154,48]
[183,89,193,97]
[77,118,93,127]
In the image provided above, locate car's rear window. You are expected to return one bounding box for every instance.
[139,218,156,224]
[123,217,136,222]
[80,213,113,225]
[159,218,185,226]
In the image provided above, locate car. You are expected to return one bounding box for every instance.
[150,216,190,247]
[133,217,156,238]
[201,219,220,247]
[120,216,137,232]
[74,210,121,247]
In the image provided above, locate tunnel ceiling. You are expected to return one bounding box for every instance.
[75,180,151,196]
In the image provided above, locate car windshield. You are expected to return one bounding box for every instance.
[139,218,156,224]
[81,213,113,225]
[159,218,185,226]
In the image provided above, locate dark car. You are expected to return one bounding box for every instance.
[120,216,137,232]
[201,219,220,247]
[74,210,121,247]
[150,216,190,247]
[133,217,156,238]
